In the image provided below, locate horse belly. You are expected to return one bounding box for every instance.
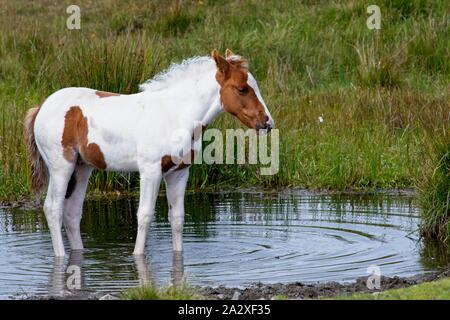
[100,143,139,172]
[86,124,139,172]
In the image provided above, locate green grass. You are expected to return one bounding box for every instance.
[336,278,450,300]
[0,0,449,200]
[121,284,204,300]
[419,134,450,245]
[124,278,450,300]
[271,294,288,300]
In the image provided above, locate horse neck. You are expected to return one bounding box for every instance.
[143,63,223,129]
[195,77,223,126]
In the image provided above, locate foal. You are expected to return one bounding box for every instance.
[24,49,274,256]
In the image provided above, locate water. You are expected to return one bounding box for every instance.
[0,190,448,299]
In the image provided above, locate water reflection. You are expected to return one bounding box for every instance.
[132,252,184,287]
[48,256,65,297]
[171,251,185,287]
[133,254,152,286]
[48,250,85,297]
[46,251,185,298]
[0,190,448,298]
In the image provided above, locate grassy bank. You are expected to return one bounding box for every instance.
[337,277,450,300]
[121,277,450,300]
[0,0,449,199]
[419,135,450,245]
[121,284,203,300]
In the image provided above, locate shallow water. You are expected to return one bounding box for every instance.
[0,190,448,299]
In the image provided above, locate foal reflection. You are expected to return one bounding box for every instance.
[48,250,85,297]
[48,256,65,297]
[48,250,185,296]
[133,251,185,287]
[133,254,153,285]
[171,251,185,287]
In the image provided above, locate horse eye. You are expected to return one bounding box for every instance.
[237,87,248,95]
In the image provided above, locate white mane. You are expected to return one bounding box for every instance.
[139,56,215,92]
[139,54,247,92]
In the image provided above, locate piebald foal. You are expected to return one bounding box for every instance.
[24,49,274,257]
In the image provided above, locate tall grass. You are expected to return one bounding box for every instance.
[121,284,203,300]
[0,0,449,200]
[419,134,450,245]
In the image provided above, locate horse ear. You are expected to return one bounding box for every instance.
[225,48,234,58]
[212,49,230,77]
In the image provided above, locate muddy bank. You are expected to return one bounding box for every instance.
[197,270,450,300]
[11,291,106,300]
[13,270,449,300]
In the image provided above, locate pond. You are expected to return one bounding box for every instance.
[0,190,447,299]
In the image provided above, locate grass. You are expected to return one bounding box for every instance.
[121,278,450,300]
[419,134,450,245]
[336,277,450,300]
[0,0,449,200]
[121,284,204,300]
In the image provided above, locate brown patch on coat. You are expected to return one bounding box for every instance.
[62,106,107,170]
[161,155,175,172]
[95,91,120,98]
[176,149,198,171]
[162,124,205,173]
[161,150,198,173]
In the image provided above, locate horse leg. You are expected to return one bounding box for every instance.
[165,167,189,252]
[63,164,92,250]
[44,165,74,257]
[133,163,162,255]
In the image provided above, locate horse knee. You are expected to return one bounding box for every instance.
[43,199,52,215]
[170,212,184,232]
[64,213,80,231]
[137,205,154,226]
[44,199,64,228]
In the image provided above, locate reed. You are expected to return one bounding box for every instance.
[419,134,450,246]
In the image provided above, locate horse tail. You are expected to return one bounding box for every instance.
[24,106,48,194]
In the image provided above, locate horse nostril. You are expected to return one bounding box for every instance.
[265,115,269,122]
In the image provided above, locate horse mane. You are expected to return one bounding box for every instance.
[139,56,214,92]
[139,54,248,92]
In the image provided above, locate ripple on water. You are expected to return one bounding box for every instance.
[0,191,446,298]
